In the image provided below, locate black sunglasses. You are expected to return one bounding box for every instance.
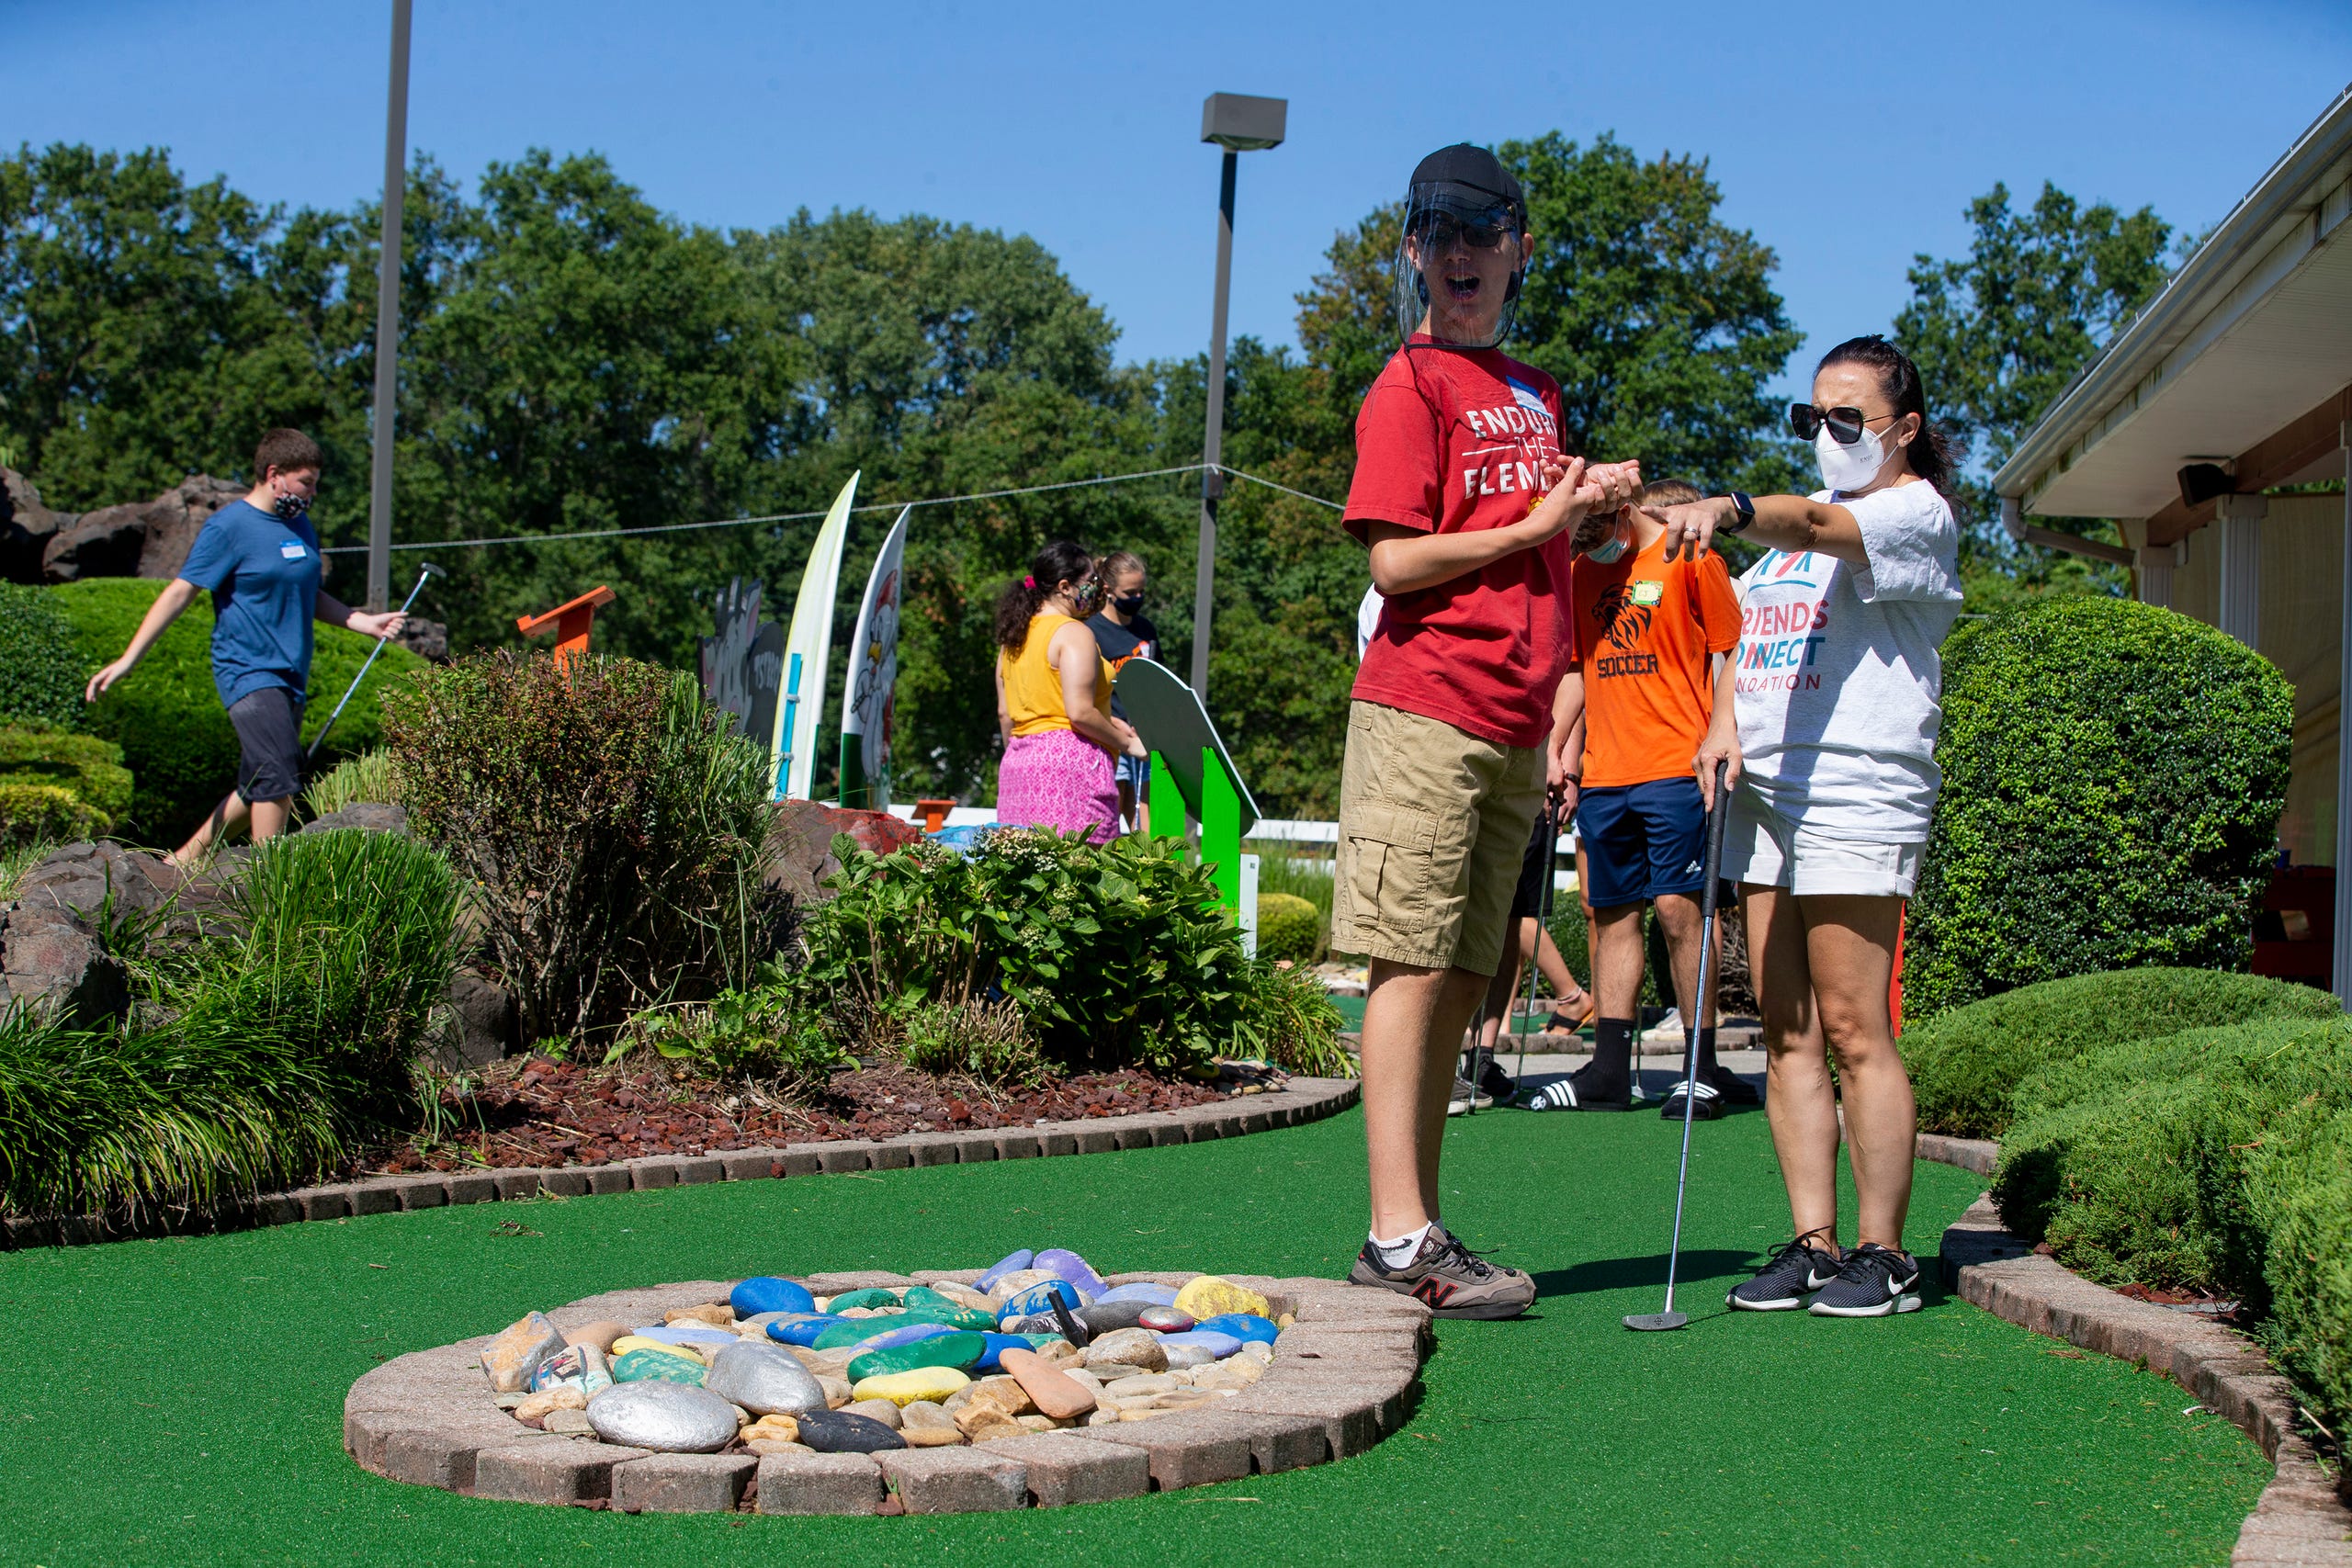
[1409,209,1518,251]
[1789,403,1900,445]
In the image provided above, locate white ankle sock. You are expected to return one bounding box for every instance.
[1370,1222,1433,1268]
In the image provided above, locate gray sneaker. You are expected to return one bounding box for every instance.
[1346,1225,1535,1318]
[1727,1232,1841,1310]
[1808,1242,1923,1316]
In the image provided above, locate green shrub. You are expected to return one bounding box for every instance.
[0,724,134,847]
[1907,597,2293,1019]
[2247,1108,2352,1435]
[618,981,851,1089]
[1901,966,2339,1138]
[385,651,774,1045]
[890,997,1048,1087]
[0,584,86,728]
[303,750,399,818]
[1255,891,1321,964]
[1225,957,1351,1077]
[47,578,427,843]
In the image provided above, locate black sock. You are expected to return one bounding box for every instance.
[1584,1019,1634,1098]
[1687,1027,1719,1079]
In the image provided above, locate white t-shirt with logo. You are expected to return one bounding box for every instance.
[1730,480,1962,842]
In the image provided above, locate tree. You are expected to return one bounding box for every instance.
[1896,180,2174,593]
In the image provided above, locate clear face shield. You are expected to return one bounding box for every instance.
[1391,186,1526,351]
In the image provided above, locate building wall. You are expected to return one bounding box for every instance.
[2163,492,2345,866]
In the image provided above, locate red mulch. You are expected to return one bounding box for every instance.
[351,1054,1238,1176]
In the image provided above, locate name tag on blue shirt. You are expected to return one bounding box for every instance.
[280,541,308,559]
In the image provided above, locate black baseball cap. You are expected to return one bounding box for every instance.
[1408,143,1525,223]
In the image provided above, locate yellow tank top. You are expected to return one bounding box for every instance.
[1001,613,1113,737]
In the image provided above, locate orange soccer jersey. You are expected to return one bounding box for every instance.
[1570,534,1743,788]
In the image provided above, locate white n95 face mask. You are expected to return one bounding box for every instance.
[1815,425,1889,493]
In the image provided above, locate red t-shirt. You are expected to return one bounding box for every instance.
[1344,340,1571,750]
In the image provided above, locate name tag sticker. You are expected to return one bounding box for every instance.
[280,542,308,559]
[1630,580,1665,606]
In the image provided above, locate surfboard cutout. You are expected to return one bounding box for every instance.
[772,471,858,799]
[837,505,909,810]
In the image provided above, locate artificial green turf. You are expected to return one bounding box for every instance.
[0,1107,2266,1566]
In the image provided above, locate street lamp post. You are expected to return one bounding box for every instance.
[366,0,413,613]
[1189,92,1286,702]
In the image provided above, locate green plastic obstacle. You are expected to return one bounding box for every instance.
[1115,658,1259,919]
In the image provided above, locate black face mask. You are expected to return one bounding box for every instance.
[271,491,307,520]
[1113,592,1145,616]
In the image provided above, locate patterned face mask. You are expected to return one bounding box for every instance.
[271,489,307,520]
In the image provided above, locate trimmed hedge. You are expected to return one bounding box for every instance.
[2248,1110,2352,1435]
[0,725,134,847]
[1256,891,1321,965]
[1901,966,2340,1138]
[0,583,86,728]
[45,579,426,843]
[1907,597,2293,1020]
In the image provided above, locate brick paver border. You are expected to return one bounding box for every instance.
[345,1269,1429,1514]
[2,1076,1361,1248]
[1916,1134,2351,1566]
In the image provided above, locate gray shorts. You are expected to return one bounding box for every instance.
[228,686,306,804]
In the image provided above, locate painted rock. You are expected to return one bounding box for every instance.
[973,1332,1039,1372]
[1096,1282,1182,1307]
[1074,1299,1153,1337]
[793,1408,907,1454]
[1083,1327,1168,1373]
[973,1249,1035,1293]
[823,1287,903,1313]
[1136,1306,1196,1333]
[996,1347,1098,1421]
[611,1347,709,1386]
[584,1380,737,1453]
[611,1336,705,1364]
[898,1285,954,1313]
[704,1339,828,1416]
[813,1319,898,1352]
[986,1268,1062,1303]
[852,1366,972,1407]
[1190,1313,1280,1345]
[562,1319,630,1354]
[1172,1276,1271,1322]
[1033,1248,1109,1300]
[530,1343,611,1395]
[480,1312,567,1393]
[632,1324,734,1350]
[764,1314,850,1348]
[846,1330,988,1383]
[730,1276,817,1318]
[1158,1329,1243,1361]
[996,1280,1084,1325]
[899,1303,999,1332]
[854,1321,958,1352]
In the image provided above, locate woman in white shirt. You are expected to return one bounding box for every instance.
[1646,335,1963,1319]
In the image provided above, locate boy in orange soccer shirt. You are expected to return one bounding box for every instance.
[1526,479,1755,1117]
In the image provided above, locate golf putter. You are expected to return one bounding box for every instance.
[1464,998,1487,1116]
[1512,797,1558,1094]
[1625,758,1733,1333]
[307,562,443,759]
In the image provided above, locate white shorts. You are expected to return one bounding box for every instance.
[1721,787,1921,898]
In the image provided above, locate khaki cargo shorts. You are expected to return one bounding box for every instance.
[1331,701,1547,977]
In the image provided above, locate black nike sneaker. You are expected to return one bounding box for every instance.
[1808,1242,1924,1316]
[1727,1231,1841,1311]
[1345,1225,1536,1318]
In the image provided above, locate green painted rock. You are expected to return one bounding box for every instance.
[611,1347,708,1387]
[899,1303,997,1332]
[813,1319,904,1351]
[824,1288,903,1313]
[898,1285,953,1312]
[846,1330,988,1382]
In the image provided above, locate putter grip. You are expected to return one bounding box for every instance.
[1699,759,1731,918]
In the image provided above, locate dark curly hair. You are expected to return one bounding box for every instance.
[993,539,1094,653]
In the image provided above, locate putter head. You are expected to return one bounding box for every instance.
[1623,1311,1689,1332]
[417,561,446,580]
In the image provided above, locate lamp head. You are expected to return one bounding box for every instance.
[1201,92,1286,152]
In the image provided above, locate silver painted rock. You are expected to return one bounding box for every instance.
[584,1380,739,1453]
[704,1338,828,1416]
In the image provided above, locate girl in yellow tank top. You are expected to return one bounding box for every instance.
[990,542,1143,843]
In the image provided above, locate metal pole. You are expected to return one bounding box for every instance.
[2335,422,2352,1008]
[366,0,413,613]
[1190,149,1238,699]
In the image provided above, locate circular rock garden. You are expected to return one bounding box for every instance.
[345,1252,1430,1515]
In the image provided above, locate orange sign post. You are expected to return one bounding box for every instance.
[516,585,616,669]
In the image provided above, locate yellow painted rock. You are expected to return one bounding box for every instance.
[852,1367,972,1407]
[610,1336,707,1365]
[1172,1276,1270,1322]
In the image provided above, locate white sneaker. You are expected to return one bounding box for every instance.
[1639,1008,1685,1046]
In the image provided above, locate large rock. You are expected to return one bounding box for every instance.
[0,467,70,586]
[762,802,922,907]
[299,803,410,837]
[38,474,243,584]
[0,900,126,1027]
[435,970,518,1068]
[390,618,449,661]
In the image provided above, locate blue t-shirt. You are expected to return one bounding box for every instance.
[177,500,323,709]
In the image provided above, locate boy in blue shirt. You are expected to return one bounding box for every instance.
[85,428,408,863]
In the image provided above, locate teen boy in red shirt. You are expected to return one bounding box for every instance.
[1338,144,1639,1316]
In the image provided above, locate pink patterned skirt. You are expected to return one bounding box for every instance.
[997,727,1121,843]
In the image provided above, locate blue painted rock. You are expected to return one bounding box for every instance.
[611,1347,709,1386]
[1191,1313,1280,1344]
[845,1330,989,1382]
[1096,1282,1182,1307]
[854,1321,958,1352]
[1032,1248,1109,1300]
[1157,1329,1244,1360]
[996,1280,1084,1325]
[764,1314,849,1348]
[530,1343,611,1393]
[730,1276,817,1318]
[703,1339,828,1416]
[633,1324,735,1350]
[1074,1299,1153,1337]
[793,1408,907,1454]
[585,1381,737,1452]
[974,1249,1035,1293]
[1136,1306,1196,1333]
[824,1287,903,1313]
[973,1331,1039,1371]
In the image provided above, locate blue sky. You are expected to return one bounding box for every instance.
[8,1,2350,400]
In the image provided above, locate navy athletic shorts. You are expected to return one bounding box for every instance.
[1576,777,1707,909]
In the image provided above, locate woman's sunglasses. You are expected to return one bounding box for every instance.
[1409,209,1517,252]
[1789,403,1898,445]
